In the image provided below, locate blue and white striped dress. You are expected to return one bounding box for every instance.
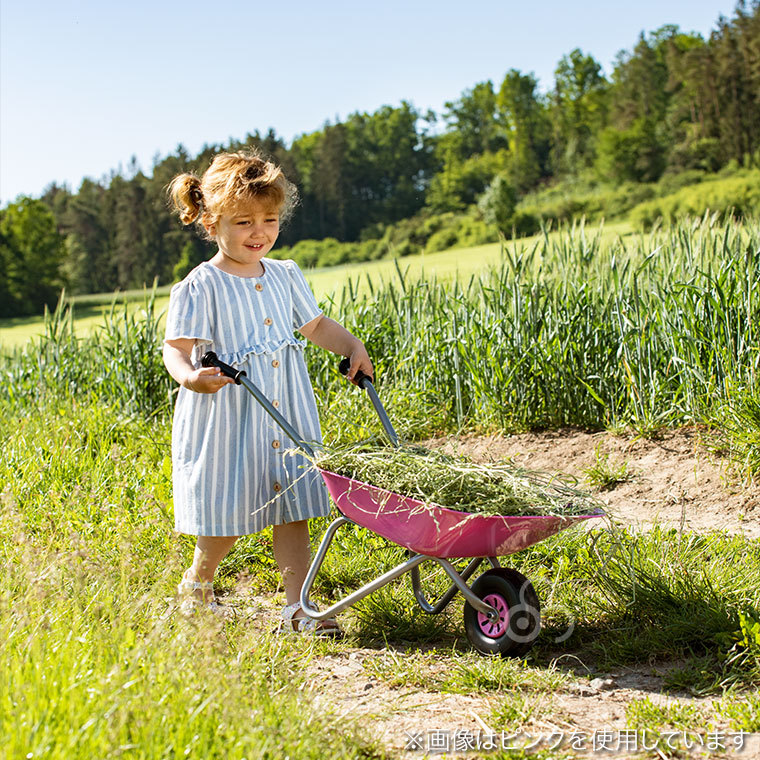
[164,258,331,536]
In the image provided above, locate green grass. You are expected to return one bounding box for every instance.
[2,399,759,757]
[3,216,760,474]
[0,291,171,349]
[0,221,632,350]
[0,241,510,349]
[0,400,384,759]
[626,696,703,732]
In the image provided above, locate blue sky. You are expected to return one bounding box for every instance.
[0,0,739,205]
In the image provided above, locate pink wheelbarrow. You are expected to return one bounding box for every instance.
[202,352,603,656]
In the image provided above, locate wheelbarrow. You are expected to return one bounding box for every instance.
[202,351,603,656]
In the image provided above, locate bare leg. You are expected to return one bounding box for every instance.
[272,520,310,606]
[183,535,239,602]
[272,520,340,633]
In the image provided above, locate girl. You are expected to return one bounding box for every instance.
[163,150,372,634]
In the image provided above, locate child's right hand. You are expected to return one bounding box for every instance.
[164,339,234,394]
[183,367,235,394]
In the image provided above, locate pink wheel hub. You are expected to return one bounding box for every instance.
[477,593,510,637]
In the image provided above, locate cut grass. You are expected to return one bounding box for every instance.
[315,442,602,516]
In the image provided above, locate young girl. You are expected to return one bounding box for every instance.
[163,150,372,634]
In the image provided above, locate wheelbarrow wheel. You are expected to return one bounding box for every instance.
[463,568,541,657]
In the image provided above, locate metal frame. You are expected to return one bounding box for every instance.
[299,514,501,622]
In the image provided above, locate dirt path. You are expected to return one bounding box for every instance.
[230,429,759,759]
[429,427,759,540]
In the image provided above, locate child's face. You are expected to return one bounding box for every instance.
[206,199,280,271]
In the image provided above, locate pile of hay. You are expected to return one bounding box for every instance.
[315,443,601,517]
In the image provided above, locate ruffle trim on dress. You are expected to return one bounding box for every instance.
[213,337,307,366]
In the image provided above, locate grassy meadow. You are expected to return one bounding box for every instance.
[2,215,760,758]
[0,240,514,349]
[0,221,633,350]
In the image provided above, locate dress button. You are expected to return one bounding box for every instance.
[272,399,280,408]
[255,283,263,291]
[273,482,282,492]
[272,440,280,449]
[264,318,272,326]
[271,359,280,368]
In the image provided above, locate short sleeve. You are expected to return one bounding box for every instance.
[164,276,213,343]
[287,261,322,330]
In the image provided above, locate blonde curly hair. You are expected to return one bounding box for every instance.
[168,150,298,236]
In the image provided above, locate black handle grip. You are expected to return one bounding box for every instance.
[338,357,373,389]
[201,351,246,384]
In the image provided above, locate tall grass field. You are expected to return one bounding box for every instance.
[2,216,759,758]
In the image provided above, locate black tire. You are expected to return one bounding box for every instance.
[463,568,541,657]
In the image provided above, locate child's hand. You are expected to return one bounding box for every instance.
[183,367,235,393]
[346,344,374,385]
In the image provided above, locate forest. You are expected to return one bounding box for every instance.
[0,1,758,317]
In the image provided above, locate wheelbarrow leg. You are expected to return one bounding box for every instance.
[411,557,485,614]
[299,515,350,620]
[299,516,430,621]
[430,558,501,620]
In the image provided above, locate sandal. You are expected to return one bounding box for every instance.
[280,601,342,638]
[177,578,235,620]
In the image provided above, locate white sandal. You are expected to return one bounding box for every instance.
[280,601,342,638]
[177,579,235,619]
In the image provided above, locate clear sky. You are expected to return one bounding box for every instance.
[0,0,740,205]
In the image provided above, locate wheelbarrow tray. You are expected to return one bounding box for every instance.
[319,469,602,559]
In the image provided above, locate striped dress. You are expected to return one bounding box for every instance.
[164,258,331,536]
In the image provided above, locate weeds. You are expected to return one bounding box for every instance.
[583,443,635,490]
[362,648,567,696]
[626,696,703,731]
[489,691,548,732]
[717,691,760,731]
[2,217,760,461]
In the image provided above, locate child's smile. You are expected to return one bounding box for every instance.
[206,199,280,276]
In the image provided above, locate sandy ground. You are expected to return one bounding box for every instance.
[228,428,759,759]
[429,428,759,540]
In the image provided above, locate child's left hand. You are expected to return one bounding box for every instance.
[346,344,374,384]
[298,315,374,384]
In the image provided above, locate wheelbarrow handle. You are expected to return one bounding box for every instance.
[338,357,400,448]
[338,357,373,389]
[201,351,246,384]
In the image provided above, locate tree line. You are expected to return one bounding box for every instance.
[1,1,758,317]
